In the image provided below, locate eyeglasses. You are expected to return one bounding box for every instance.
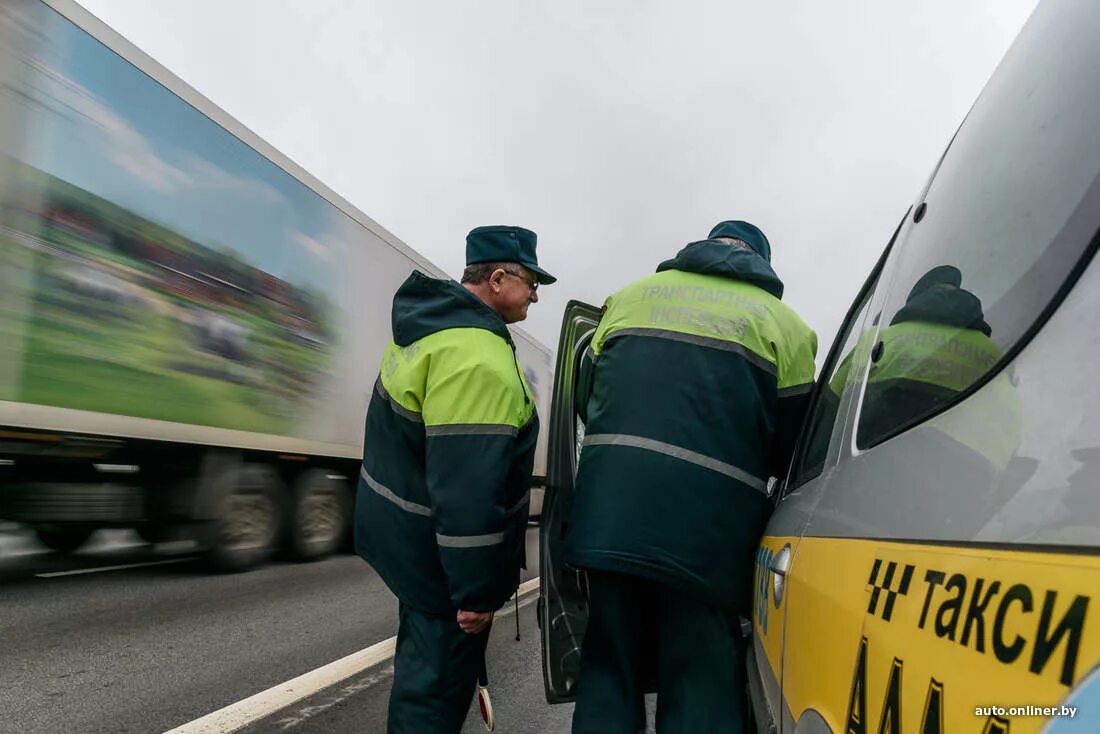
[503,269,538,292]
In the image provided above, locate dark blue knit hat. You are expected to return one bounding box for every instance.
[708,220,771,262]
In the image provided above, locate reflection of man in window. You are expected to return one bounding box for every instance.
[862,266,1002,438]
[860,265,1022,531]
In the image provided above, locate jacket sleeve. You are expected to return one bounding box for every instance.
[577,301,611,424]
[772,326,819,478]
[575,342,597,425]
[422,352,526,612]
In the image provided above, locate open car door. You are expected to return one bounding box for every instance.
[539,299,602,703]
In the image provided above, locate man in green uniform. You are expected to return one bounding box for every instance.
[566,221,817,733]
[858,265,1022,533]
[355,225,554,733]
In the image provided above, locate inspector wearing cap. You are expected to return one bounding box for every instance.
[565,220,817,733]
[355,225,553,733]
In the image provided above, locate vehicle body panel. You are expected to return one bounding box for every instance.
[753,1,1100,732]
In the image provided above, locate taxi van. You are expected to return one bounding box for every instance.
[539,0,1100,730]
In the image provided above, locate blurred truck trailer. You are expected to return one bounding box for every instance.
[0,0,553,569]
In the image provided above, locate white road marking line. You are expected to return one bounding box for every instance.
[165,634,399,734]
[164,578,542,734]
[514,577,540,598]
[274,590,544,731]
[273,667,396,731]
[35,557,195,578]
[498,585,540,619]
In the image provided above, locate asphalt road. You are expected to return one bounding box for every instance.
[0,526,585,734]
[239,597,580,734]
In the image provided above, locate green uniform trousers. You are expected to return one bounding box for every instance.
[571,571,746,734]
[387,603,491,734]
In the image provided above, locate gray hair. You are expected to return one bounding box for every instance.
[715,236,753,251]
[461,262,519,285]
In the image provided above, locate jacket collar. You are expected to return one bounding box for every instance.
[656,239,784,298]
[391,270,512,347]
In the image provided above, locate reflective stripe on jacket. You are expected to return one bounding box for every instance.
[356,271,538,616]
[565,241,817,612]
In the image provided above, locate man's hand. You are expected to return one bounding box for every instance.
[457,609,493,635]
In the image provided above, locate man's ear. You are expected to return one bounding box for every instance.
[488,268,506,293]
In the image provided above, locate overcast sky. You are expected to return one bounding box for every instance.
[77,0,1038,360]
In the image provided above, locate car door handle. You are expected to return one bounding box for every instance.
[769,545,792,606]
[769,546,791,577]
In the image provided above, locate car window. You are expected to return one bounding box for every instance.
[786,283,876,490]
[856,5,1100,449]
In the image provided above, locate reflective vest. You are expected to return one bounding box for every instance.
[565,241,817,611]
[356,271,538,615]
[865,319,1021,471]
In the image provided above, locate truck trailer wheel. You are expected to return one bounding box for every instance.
[35,526,95,553]
[205,464,283,572]
[289,469,350,561]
